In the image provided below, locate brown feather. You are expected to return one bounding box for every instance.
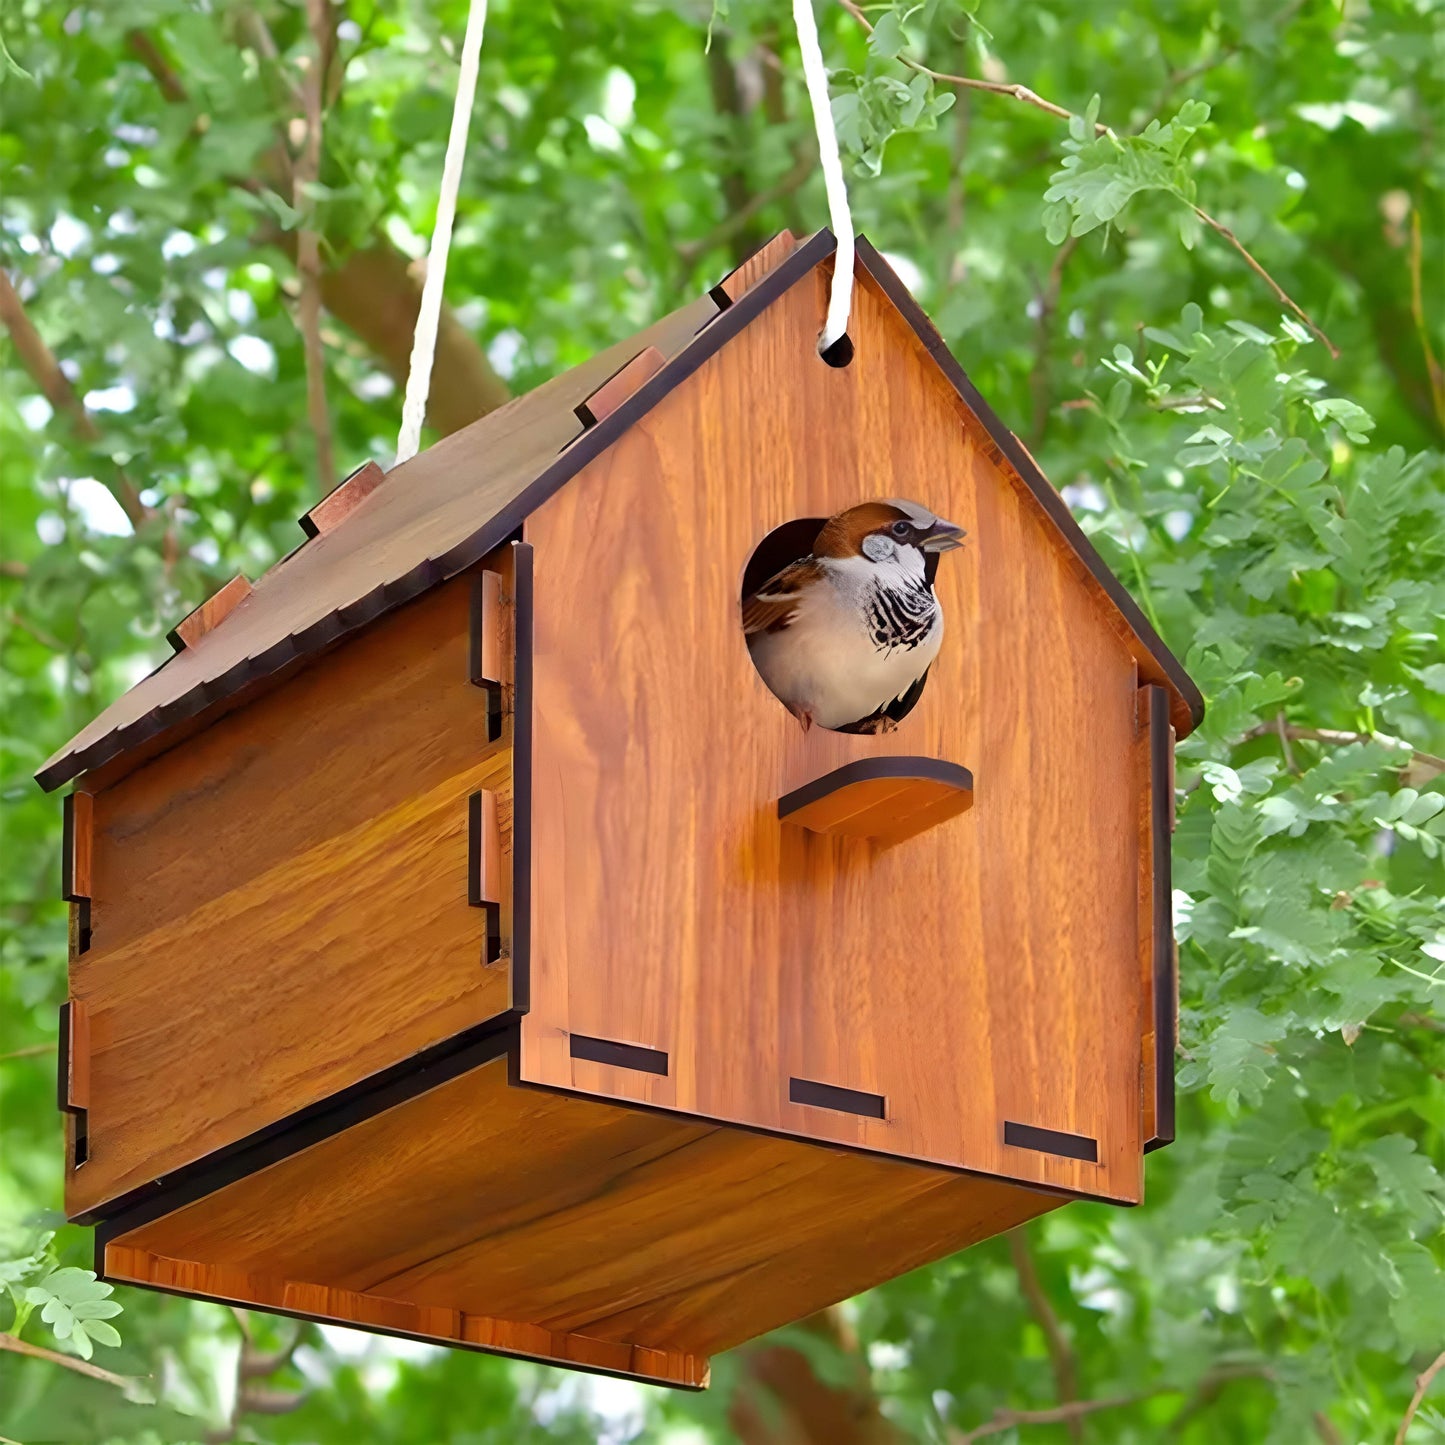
[811,502,911,558]
[741,557,825,636]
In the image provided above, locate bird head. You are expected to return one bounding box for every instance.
[813,499,966,568]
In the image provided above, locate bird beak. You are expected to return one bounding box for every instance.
[922,519,967,553]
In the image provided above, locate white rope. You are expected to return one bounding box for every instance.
[394,0,489,465]
[792,0,854,352]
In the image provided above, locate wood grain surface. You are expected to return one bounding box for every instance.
[576,347,667,427]
[104,1245,709,1388]
[168,574,253,650]
[68,563,514,1218]
[301,460,386,539]
[107,1058,1057,1363]
[714,230,798,305]
[520,258,1147,1203]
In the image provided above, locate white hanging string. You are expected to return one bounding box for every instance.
[791,0,854,352]
[394,0,489,466]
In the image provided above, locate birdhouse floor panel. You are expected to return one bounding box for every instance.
[67,566,518,1219]
[99,1055,1058,1381]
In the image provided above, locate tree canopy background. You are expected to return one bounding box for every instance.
[1,1,1443,1441]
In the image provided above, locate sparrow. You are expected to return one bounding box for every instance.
[743,499,966,734]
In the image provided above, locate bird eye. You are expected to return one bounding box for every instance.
[890,521,911,539]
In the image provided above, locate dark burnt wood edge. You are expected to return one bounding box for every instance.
[789,1077,886,1120]
[466,791,502,966]
[1003,1121,1100,1164]
[35,230,839,794]
[77,1012,521,1232]
[777,756,974,820]
[87,1268,707,1392]
[1143,684,1176,1152]
[852,236,1204,736]
[61,792,77,899]
[569,1034,669,1076]
[56,1001,89,1169]
[467,572,503,743]
[510,541,533,1013]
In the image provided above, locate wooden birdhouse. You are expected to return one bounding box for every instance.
[41,229,1201,1389]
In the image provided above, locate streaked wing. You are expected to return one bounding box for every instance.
[741,558,824,636]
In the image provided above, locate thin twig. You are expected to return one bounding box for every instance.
[0,271,153,529]
[1008,1228,1082,1441]
[0,1042,53,1062]
[1273,711,1299,775]
[835,0,1337,358]
[1028,234,1080,444]
[1408,209,1445,432]
[1396,1348,1445,1445]
[952,1364,1273,1443]
[0,1331,138,1389]
[836,0,1106,132]
[295,0,335,498]
[1240,723,1445,775]
[1188,204,1338,357]
[678,146,815,264]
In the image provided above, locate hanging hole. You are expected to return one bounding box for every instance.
[818,333,854,368]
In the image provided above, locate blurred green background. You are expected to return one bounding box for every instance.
[1,1,1442,1440]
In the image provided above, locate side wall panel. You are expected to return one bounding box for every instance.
[67,563,514,1218]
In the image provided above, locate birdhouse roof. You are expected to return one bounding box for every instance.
[37,229,1201,792]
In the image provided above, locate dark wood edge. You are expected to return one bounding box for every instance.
[298,460,380,540]
[1003,1121,1100,1164]
[569,1034,669,1076]
[510,541,533,1013]
[89,1265,708,1392]
[466,791,502,964]
[788,1077,886,1120]
[468,572,503,743]
[1144,684,1176,1151]
[852,237,1204,737]
[777,756,973,821]
[61,793,77,900]
[36,230,840,794]
[77,1012,521,1230]
[57,1001,89,1169]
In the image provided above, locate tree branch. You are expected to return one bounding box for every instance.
[1240,722,1445,776]
[0,1331,139,1390]
[835,0,1337,358]
[1396,1348,1445,1445]
[952,1364,1274,1443]
[0,270,153,529]
[1188,204,1338,357]
[729,1308,910,1445]
[836,0,1105,131]
[126,22,511,440]
[678,145,815,266]
[296,0,335,497]
[1027,234,1080,445]
[1008,1228,1082,1441]
[205,1312,308,1444]
[0,1043,54,1062]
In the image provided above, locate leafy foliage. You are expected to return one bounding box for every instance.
[2,0,1442,1441]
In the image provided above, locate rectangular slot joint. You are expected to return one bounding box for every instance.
[62,791,93,956]
[569,1034,668,1076]
[57,999,90,1168]
[469,569,506,742]
[1003,1121,1098,1163]
[467,790,503,965]
[788,1076,886,1120]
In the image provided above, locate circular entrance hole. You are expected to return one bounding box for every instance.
[740,516,933,734]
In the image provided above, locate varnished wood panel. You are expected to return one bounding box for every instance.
[67,566,514,1219]
[168,574,253,650]
[108,1061,1056,1361]
[301,460,386,539]
[104,1245,709,1388]
[576,347,667,428]
[713,230,798,305]
[520,261,1146,1202]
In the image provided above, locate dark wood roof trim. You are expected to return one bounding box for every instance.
[37,232,837,792]
[853,237,1204,735]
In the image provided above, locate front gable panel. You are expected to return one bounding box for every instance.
[519,261,1149,1203]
